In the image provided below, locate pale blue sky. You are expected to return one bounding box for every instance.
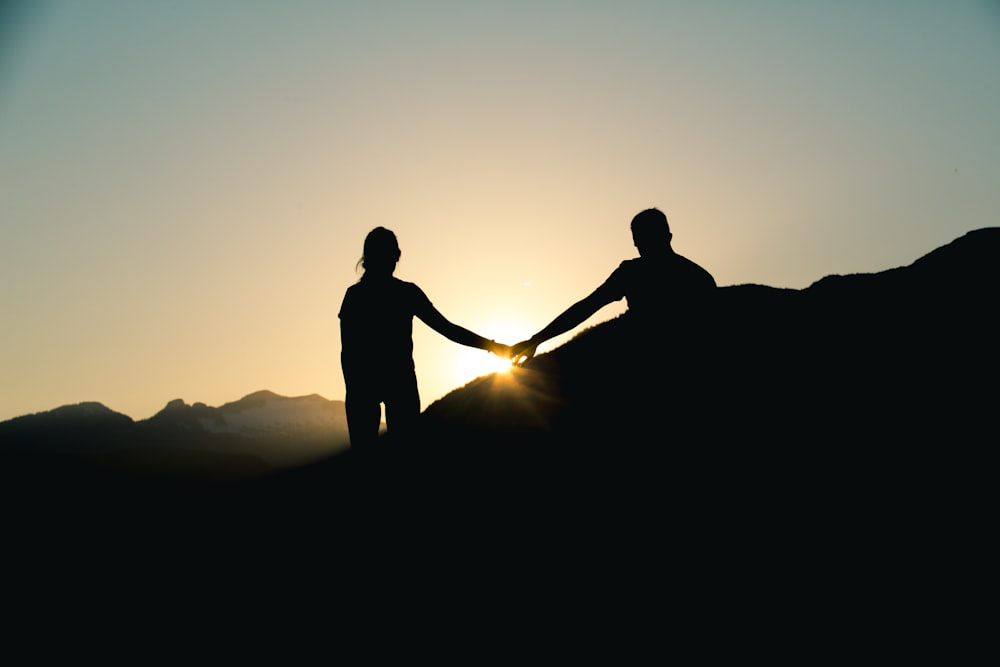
[2,1,998,422]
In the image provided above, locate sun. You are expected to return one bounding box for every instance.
[486,350,515,375]
[452,323,527,384]
[454,342,513,382]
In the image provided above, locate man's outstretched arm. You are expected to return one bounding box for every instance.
[511,290,611,364]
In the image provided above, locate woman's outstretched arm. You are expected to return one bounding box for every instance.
[417,304,511,358]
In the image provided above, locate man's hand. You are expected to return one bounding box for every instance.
[510,340,538,366]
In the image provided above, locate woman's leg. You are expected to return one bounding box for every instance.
[384,370,421,440]
[345,388,382,449]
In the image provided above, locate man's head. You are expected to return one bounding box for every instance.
[630,208,672,256]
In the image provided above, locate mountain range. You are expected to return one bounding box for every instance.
[0,389,351,485]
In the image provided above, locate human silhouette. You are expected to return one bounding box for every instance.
[511,208,717,364]
[339,227,512,448]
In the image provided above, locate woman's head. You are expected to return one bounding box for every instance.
[358,226,401,276]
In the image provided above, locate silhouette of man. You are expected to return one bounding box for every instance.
[511,208,717,363]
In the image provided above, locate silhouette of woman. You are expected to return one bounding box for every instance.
[339,227,511,448]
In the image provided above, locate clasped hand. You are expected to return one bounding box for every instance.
[485,339,537,366]
[485,340,512,359]
[509,340,538,366]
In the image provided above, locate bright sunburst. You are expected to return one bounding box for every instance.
[453,323,526,384]
[455,342,513,382]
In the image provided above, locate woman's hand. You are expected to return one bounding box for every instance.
[486,340,512,359]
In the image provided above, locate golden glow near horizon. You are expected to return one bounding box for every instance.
[439,320,525,392]
[458,347,513,382]
[1,2,999,422]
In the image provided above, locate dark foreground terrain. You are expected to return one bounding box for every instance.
[3,229,995,650]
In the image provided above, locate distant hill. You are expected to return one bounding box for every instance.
[0,390,351,485]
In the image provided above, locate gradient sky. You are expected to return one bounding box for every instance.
[2,1,998,422]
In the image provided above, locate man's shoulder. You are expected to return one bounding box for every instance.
[672,253,717,286]
[619,253,710,276]
[597,258,640,289]
[610,257,642,275]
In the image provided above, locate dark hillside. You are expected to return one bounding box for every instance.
[243,230,998,630]
[416,229,995,448]
[258,228,997,529]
